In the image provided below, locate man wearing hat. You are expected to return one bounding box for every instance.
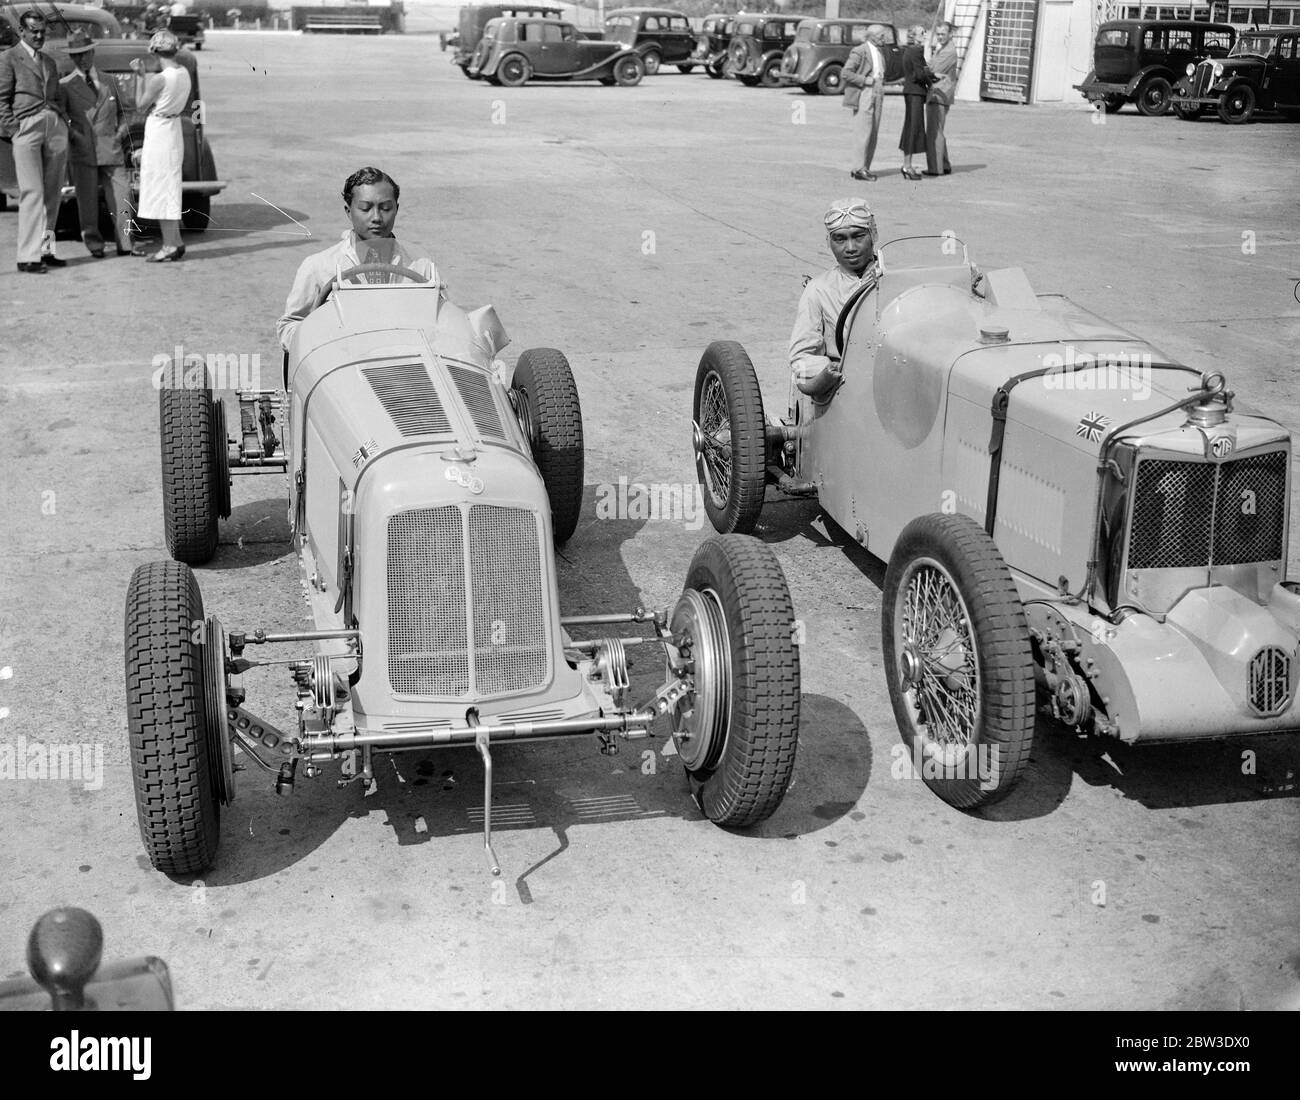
[61,29,133,257]
[0,11,72,273]
[788,198,881,403]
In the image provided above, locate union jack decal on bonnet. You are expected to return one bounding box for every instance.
[352,438,379,467]
[1076,412,1112,443]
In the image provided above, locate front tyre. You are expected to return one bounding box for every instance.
[1217,83,1255,123]
[511,348,584,543]
[692,341,767,535]
[125,561,222,874]
[1135,75,1172,116]
[670,535,800,827]
[882,514,1034,809]
[816,63,843,95]
[613,54,644,86]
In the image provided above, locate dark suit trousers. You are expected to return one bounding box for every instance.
[71,161,132,250]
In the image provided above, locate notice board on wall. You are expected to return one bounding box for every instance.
[980,0,1039,103]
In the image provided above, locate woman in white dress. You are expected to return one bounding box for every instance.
[129,30,191,262]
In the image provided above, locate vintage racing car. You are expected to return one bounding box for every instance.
[467,16,645,86]
[126,252,801,875]
[692,236,1300,809]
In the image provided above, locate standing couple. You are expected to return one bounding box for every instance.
[843,22,958,182]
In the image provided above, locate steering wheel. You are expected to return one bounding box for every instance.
[335,262,430,285]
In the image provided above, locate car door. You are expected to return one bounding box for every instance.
[535,21,577,73]
[1274,34,1300,106]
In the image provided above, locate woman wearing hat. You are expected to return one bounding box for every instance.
[128,30,191,262]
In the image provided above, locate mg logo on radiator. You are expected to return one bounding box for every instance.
[445,466,485,495]
[1209,436,1235,458]
[1247,646,1292,716]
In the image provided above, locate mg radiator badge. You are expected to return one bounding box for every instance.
[445,466,485,494]
[1208,434,1235,458]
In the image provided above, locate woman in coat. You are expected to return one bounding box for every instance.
[898,24,933,181]
[129,30,192,262]
[924,21,958,176]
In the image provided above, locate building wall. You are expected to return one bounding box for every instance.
[954,0,1095,103]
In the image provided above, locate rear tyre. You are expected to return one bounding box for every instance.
[125,561,221,874]
[1102,94,1124,113]
[1217,83,1255,123]
[692,341,767,535]
[1135,75,1171,116]
[642,48,661,75]
[759,57,782,88]
[498,54,532,87]
[706,57,724,79]
[613,54,644,86]
[160,362,227,564]
[801,81,819,95]
[737,73,759,86]
[670,535,800,827]
[817,63,843,95]
[511,348,584,543]
[882,514,1035,810]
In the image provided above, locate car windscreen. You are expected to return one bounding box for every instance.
[605,15,635,43]
[1231,34,1274,56]
[795,24,815,43]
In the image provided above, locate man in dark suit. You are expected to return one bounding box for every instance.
[61,30,133,257]
[0,12,71,273]
[842,25,888,183]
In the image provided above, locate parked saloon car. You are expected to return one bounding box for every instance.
[127,259,801,875]
[1073,18,1236,115]
[0,4,225,229]
[692,236,1300,809]
[451,3,565,77]
[1172,27,1300,123]
[468,17,645,86]
[777,17,901,96]
[603,7,696,74]
[690,12,735,78]
[729,14,803,87]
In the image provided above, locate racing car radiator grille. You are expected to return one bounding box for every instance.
[363,362,453,437]
[388,507,470,696]
[447,365,505,439]
[1127,451,1287,570]
[1248,646,1291,716]
[468,505,549,694]
[386,505,549,697]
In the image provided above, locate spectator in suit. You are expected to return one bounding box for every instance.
[898,24,934,181]
[842,25,889,183]
[0,11,71,273]
[60,31,134,257]
[924,21,958,176]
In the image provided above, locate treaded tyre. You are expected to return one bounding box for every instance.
[1136,75,1172,115]
[883,514,1035,809]
[817,63,843,95]
[1217,83,1255,123]
[670,535,800,826]
[512,348,584,543]
[159,361,227,564]
[692,341,767,535]
[125,561,221,874]
[613,54,644,86]
[498,54,531,87]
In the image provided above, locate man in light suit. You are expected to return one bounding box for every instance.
[0,11,71,272]
[61,30,133,257]
[842,25,888,182]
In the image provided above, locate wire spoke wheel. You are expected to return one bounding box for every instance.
[691,341,767,533]
[883,514,1035,809]
[697,372,733,506]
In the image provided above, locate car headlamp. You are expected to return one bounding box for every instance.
[1213,62,1224,77]
[1186,63,1195,76]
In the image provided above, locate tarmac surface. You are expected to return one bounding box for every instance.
[1,31,1299,1011]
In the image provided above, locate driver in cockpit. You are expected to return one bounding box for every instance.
[788,198,880,404]
[275,166,440,353]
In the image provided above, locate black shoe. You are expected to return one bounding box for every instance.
[41,253,67,267]
[116,246,133,256]
[943,168,952,175]
[88,246,105,258]
[17,261,47,274]
[145,245,185,263]
[131,241,157,257]
[850,169,877,182]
